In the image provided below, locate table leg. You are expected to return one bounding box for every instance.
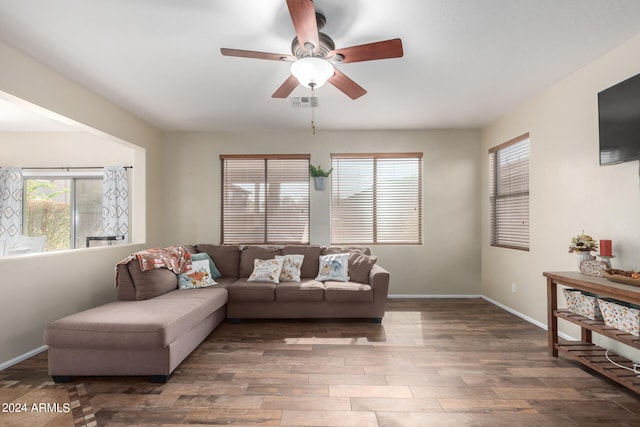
[546,277,558,357]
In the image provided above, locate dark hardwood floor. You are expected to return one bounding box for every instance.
[1,298,639,426]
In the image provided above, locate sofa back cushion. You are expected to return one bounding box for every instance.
[322,246,371,256]
[282,245,322,278]
[240,246,282,277]
[348,253,378,284]
[116,263,137,301]
[195,244,241,278]
[127,261,178,300]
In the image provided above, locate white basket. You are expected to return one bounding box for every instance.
[598,298,640,336]
[562,288,602,320]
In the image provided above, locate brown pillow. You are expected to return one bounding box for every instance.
[348,253,378,284]
[195,244,241,278]
[127,261,178,300]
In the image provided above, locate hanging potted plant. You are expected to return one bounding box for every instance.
[309,164,332,191]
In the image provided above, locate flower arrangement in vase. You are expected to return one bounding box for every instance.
[569,231,598,269]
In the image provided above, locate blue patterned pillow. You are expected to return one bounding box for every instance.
[316,253,350,282]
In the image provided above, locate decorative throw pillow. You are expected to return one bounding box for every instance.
[191,252,222,279]
[275,254,304,282]
[348,253,378,284]
[178,259,217,289]
[247,258,284,283]
[316,253,350,282]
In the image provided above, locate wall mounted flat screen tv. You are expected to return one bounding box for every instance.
[598,72,640,165]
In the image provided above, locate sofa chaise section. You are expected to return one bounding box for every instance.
[45,263,228,383]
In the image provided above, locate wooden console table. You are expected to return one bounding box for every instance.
[544,271,640,394]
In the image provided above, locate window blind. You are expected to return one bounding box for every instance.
[489,134,530,251]
[221,155,310,245]
[331,153,422,245]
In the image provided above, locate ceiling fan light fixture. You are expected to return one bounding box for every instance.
[290,57,334,88]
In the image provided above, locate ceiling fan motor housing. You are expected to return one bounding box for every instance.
[290,12,334,58]
[291,32,335,58]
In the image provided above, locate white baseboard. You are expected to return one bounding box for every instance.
[390,294,576,341]
[480,296,575,341]
[481,295,547,330]
[0,345,48,371]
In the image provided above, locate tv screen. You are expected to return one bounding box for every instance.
[598,72,640,165]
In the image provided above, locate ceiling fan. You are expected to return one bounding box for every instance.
[220,0,404,100]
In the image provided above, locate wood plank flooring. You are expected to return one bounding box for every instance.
[2,298,640,426]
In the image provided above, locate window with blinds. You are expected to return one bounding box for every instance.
[489,134,530,251]
[220,155,310,245]
[330,153,422,245]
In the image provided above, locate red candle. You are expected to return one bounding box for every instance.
[600,240,612,257]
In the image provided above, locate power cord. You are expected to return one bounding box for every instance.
[605,349,640,376]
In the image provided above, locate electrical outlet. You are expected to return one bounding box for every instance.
[511,283,517,293]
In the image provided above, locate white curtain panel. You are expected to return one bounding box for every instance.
[0,167,23,246]
[102,166,129,241]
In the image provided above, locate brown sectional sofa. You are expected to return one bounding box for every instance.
[45,245,390,383]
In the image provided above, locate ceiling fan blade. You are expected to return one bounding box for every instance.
[221,48,295,62]
[328,69,367,100]
[329,38,404,63]
[286,0,319,53]
[272,75,300,98]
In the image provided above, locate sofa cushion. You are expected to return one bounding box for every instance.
[348,253,378,284]
[275,280,325,302]
[316,253,350,282]
[324,281,373,302]
[212,276,238,288]
[227,279,276,302]
[282,245,321,278]
[247,258,284,284]
[195,244,240,278]
[45,287,228,350]
[128,261,178,301]
[240,246,282,277]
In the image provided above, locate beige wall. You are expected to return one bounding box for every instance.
[0,41,165,365]
[163,129,482,296]
[0,132,133,167]
[481,35,640,352]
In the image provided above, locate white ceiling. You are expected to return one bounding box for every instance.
[1,0,640,132]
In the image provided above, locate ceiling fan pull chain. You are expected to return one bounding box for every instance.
[310,85,316,134]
